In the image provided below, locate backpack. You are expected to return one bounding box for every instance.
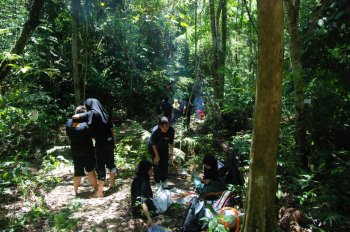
[204,191,244,232]
[181,196,206,232]
[208,190,240,209]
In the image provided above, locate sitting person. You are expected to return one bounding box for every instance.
[131,159,172,228]
[194,154,226,196]
[66,105,97,195]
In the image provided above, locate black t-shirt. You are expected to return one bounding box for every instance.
[65,119,94,156]
[79,111,113,146]
[131,178,157,217]
[161,101,173,118]
[148,125,175,154]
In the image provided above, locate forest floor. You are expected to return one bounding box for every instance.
[1,119,207,231]
[2,162,196,232]
[44,165,194,231]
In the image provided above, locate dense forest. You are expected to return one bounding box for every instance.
[0,0,349,231]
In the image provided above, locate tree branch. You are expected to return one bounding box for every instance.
[0,0,45,82]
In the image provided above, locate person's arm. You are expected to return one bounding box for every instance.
[152,145,160,165]
[72,112,89,120]
[110,127,116,143]
[169,144,174,161]
[150,129,160,165]
[169,127,175,161]
[141,202,153,227]
[202,178,211,184]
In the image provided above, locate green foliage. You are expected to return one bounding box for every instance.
[201,204,243,232]
[53,201,81,231]
[114,120,151,177]
[8,197,50,231]
[0,91,66,159]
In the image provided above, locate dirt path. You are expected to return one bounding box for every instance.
[44,165,194,231]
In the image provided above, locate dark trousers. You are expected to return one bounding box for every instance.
[150,150,169,183]
[95,140,116,180]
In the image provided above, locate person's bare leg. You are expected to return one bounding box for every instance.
[87,171,97,192]
[109,172,116,188]
[73,176,82,195]
[92,180,104,198]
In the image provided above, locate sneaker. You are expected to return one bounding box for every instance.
[162,181,168,189]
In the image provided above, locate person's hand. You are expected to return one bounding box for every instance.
[198,173,204,181]
[153,156,160,165]
[203,179,210,184]
[169,152,174,161]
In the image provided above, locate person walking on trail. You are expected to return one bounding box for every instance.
[194,95,205,120]
[66,105,97,196]
[184,95,194,130]
[172,99,182,123]
[148,116,175,189]
[156,97,163,117]
[131,160,172,228]
[161,97,173,122]
[73,98,117,198]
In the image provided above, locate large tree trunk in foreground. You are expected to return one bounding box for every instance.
[72,0,84,106]
[285,0,308,167]
[0,0,44,82]
[243,0,284,231]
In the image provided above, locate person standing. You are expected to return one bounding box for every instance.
[161,97,173,122]
[66,105,97,196]
[74,98,117,197]
[148,116,175,189]
[194,95,205,120]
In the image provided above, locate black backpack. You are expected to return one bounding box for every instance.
[181,197,206,232]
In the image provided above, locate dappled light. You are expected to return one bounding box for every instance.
[1,0,350,231]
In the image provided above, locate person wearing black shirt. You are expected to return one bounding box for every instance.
[131,159,172,228]
[66,105,97,195]
[131,160,157,227]
[74,98,117,198]
[148,116,175,189]
[194,154,226,195]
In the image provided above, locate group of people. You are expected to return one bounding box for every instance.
[66,97,224,228]
[156,95,206,126]
[131,116,225,227]
[65,98,117,198]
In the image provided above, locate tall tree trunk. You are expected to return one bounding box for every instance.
[217,0,227,101]
[285,0,307,167]
[72,0,84,106]
[0,0,44,82]
[209,0,220,100]
[210,0,225,102]
[243,0,284,231]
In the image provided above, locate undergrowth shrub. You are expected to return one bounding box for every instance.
[0,91,67,160]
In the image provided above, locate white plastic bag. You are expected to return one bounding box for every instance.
[153,189,172,214]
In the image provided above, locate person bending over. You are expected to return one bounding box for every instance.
[131,160,172,228]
